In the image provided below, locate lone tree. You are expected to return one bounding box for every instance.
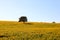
[52,21,55,23]
[19,16,27,23]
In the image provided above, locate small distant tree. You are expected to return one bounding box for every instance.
[19,16,27,23]
[52,21,55,23]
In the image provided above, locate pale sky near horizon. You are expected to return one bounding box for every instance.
[0,0,60,22]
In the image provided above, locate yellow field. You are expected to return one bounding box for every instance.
[0,21,60,40]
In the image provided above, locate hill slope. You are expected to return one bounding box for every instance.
[0,21,60,40]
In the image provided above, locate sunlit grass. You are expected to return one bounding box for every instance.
[0,21,60,40]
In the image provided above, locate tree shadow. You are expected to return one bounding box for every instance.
[23,23,33,25]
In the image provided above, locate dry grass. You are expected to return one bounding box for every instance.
[0,21,60,40]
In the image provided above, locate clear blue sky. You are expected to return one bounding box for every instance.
[0,0,60,22]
